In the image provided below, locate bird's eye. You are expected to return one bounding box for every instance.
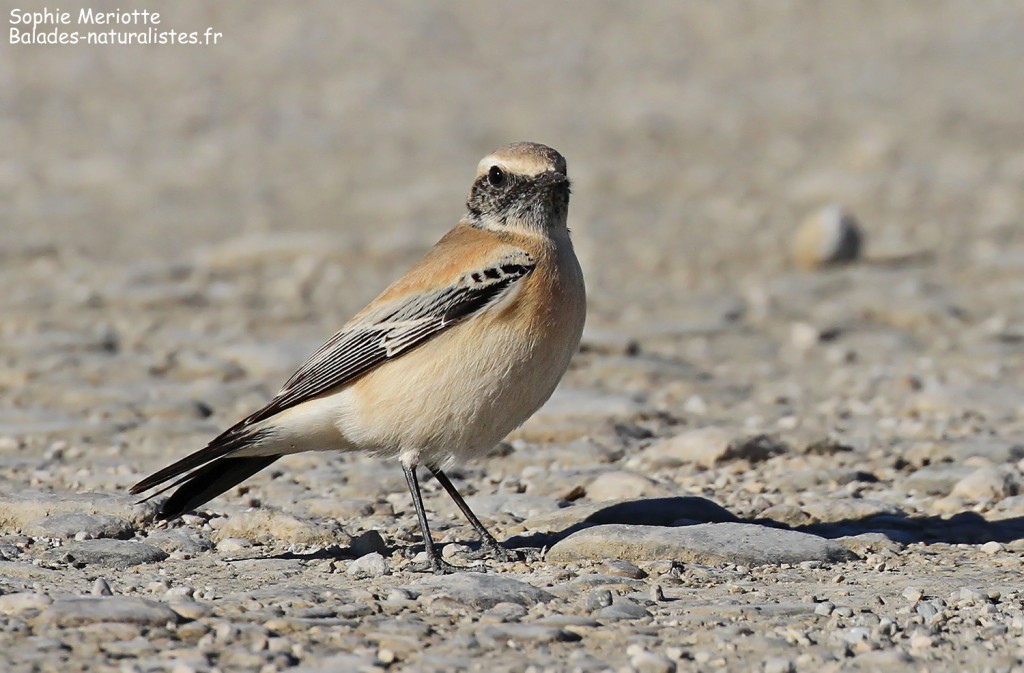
[487,165,506,187]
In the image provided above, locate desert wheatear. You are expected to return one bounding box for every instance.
[131,142,586,573]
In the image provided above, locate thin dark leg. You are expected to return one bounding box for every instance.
[429,467,519,563]
[403,464,456,574]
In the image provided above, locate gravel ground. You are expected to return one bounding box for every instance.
[4,2,1024,672]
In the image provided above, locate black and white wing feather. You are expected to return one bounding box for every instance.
[259,252,535,421]
[130,251,535,500]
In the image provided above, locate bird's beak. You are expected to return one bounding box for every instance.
[537,171,570,189]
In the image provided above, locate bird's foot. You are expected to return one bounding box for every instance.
[483,542,524,564]
[409,555,462,575]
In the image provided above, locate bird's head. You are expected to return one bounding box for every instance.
[466,142,570,235]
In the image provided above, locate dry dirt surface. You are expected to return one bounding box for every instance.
[3,2,1024,672]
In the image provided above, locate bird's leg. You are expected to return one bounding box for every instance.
[429,466,520,563]
[403,464,458,574]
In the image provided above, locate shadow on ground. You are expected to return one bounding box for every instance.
[503,496,1024,551]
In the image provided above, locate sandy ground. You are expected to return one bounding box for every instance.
[3,2,1024,672]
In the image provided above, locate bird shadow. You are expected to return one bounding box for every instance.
[227,496,1024,563]
[501,496,1024,552]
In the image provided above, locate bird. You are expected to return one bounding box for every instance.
[130,141,587,573]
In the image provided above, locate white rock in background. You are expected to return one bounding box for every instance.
[793,204,864,270]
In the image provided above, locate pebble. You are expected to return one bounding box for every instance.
[145,529,214,554]
[512,388,645,442]
[0,491,159,528]
[216,538,253,553]
[349,530,388,556]
[477,623,581,646]
[596,600,651,621]
[0,592,53,615]
[763,657,795,673]
[212,510,351,546]
[630,649,677,673]
[587,470,666,500]
[792,204,864,270]
[585,589,614,611]
[980,541,1003,554]
[902,587,924,602]
[22,513,134,540]
[92,578,113,596]
[346,552,389,578]
[41,540,168,568]
[905,464,977,496]
[644,429,785,468]
[410,573,555,610]
[35,597,180,627]
[547,523,854,566]
[951,467,1016,500]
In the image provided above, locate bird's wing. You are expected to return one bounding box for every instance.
[129,247,536,499]
[248,249,536,424]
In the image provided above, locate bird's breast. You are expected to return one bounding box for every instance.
[342,242,586,465]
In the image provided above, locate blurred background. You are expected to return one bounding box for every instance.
[3,1,1024,453]
[5,2,1024,318]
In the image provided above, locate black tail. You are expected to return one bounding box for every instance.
[156,455,282,519]
[130,422,280,519]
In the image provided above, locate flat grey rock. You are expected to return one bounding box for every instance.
[35,597,179,628]
[22,513,134,540]
[145,529,214,554]
[477,623,581,645]
[43,540,168,568]
[411,573,555,610]
[546,523,854,566]
[905,464,977,496]
[597,600,652,621]
[0,491,159,528]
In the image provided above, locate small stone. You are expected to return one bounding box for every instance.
[0,592,53,615]
[586,470,665,501]
[481,602,528,623]
[585,589,613,611]
[477,623,581,645]
[0,491,159,528]
[902,587,923,602]
[641,427,731,468]
[145,530,213,554]
[215,538,252,553]
[951,467,1016,501]
[35,597,180,627]
[346,552,389,578]
[22,513,134,540]
[598,559,647,579]
[597,600,651,620]
[42,540,167,568]
[909,633,933,650]
[92,578,113,596]
[905,464,976,496]
[790,323,822,351]
[814,602,835,616]
[792,204,864,270]
[763,657,794,673]
[410,573,554,609]
[350,530,388,557]
[547,523,853,566]
[642,428,784,468]
[212,510,351,547]
[630,649,677,673]
[168,600,212,621]
[980,541,1004,554]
